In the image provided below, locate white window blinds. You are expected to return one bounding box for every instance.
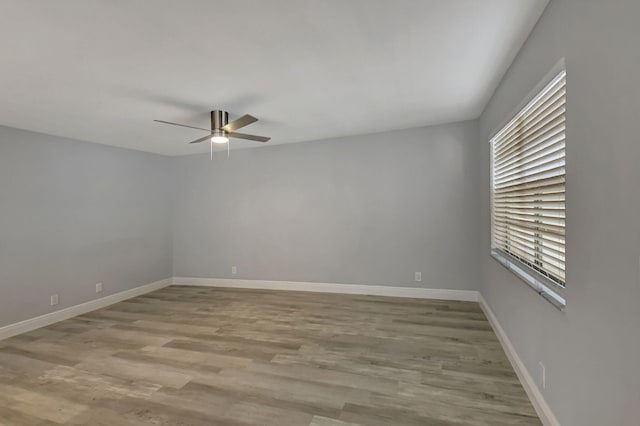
[491,70,566,288]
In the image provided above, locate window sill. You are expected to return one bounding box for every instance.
[490,249,566,311]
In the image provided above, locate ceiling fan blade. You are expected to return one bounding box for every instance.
[228,132,270,142]
[154,120,211,132]
[222,114,258,132]
[188,134,214,144]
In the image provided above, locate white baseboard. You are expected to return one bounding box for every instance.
[478,294,560,426]
[0,278,172,341]
[171,277,479,302]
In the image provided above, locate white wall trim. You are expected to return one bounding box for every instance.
[478,294,560,426]
[171,277,479,302]
[0,278,172,341]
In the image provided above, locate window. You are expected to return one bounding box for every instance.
[490,69,566,308]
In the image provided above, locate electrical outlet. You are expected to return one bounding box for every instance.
[231,266,237,275]
[415,272,422,282]
[50,294,59,306]
[96,282,103,293]
[539,362,546,389]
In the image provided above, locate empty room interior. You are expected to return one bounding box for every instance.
[1,1,639,425]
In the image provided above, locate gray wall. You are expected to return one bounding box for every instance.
[478,0,640,424]
[173,121,480,290]
[0,126,173,327]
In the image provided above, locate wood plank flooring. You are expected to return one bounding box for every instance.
[0,286,541,425]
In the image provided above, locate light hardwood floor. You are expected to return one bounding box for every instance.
[0,286,541,425]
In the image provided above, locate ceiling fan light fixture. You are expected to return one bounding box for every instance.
[211,131,229,144]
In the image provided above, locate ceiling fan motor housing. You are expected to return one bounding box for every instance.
[211,110,228,137]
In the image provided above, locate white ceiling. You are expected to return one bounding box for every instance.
[0,0,549,156]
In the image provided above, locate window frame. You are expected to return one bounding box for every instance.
[488,59,567,310]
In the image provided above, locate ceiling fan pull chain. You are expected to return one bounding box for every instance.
[227,141,230,159]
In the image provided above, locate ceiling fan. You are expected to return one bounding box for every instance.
[154,110,270,147]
